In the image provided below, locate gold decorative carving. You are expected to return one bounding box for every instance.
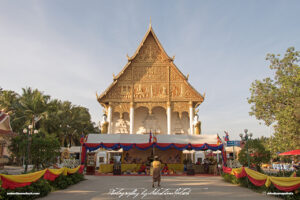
[112,103,130,117]
[135,102,167,114]
[118,68,132,81]
[106,83,131,100]
[134,34,169,63]
[170,84,182,98]
[132,66,167,82]
[173,102,189,116]
[133,83,168,100]
[98,26,204,109]
[170,67,182,82]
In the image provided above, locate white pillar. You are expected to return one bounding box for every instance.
[167,102,171,135]
[107,104,112,134]
[189,101,194,135]
[130,103,134,134]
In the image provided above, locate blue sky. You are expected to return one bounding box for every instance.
[1,1,299,139]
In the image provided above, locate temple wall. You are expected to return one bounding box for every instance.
[151,107,167,134]
[132,106,168,134]
[133,107,148,134]
[98,27,204,136]
[171,111,190,134]
[111,107,190,134]
[112,112,130,134]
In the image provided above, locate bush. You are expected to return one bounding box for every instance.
[69,172,84,184]
[49,172,84,190]
[0,172,84,200]
[0,178,51,200]
[49,175,69,190]
[296,169,300,177]
[221,173,239,184]
[221,171,300,200]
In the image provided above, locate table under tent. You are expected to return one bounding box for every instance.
[81,134,226,175]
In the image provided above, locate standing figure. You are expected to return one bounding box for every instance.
[193,115,201,135]
[101,114,109,134]
[151,156,161,188]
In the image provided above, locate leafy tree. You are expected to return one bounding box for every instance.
[18,87,50,128]
[1,87,98,165]
[9,132,60,169]
[9,133,27,165]
[30,133,60,169]
[248,47,300,155]
[42,100,96,147]
[238,138,270,171]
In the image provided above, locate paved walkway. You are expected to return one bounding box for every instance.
[40,175,278,200]
[0,165,24,175]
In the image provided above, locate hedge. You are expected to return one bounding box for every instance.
[0,172,84,200]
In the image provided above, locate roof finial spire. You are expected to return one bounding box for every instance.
[149,17,152,28]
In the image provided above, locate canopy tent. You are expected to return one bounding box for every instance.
[84,134,222,151]
[278,149,300,156]
[225,146,241,153]
[86,134,218,144]
[81,134,225,164]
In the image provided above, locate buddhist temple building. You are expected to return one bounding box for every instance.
[82,25,224,175]
[97,24,204,135]
[0,110,15,168]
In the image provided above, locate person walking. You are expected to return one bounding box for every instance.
[151,156,161,188]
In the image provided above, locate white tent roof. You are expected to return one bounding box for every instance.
[86,134,218,144]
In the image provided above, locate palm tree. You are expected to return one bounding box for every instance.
[19,88,50,128]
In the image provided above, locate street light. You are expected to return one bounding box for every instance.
[23,125,38,173]
[239,129,253,168]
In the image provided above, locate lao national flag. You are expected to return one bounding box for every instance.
[149,131,152,143]
[153,135,157,143]
[224,131,230,142]
[80,134,85,144]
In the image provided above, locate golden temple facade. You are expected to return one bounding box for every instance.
[97,24,204,135]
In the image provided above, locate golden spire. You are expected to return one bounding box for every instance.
[149,17,152,28]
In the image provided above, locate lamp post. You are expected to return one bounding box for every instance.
[239,129,253,168]
[23,125,38,173]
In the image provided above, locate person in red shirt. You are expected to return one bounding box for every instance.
[162,164,169,175]
[109,158,114,164]
[138,163,147,174]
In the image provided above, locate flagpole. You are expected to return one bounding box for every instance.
[233,145,235,160]
[153,130,155,156]
[152,129,154,157]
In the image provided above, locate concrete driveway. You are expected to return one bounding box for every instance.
[39,175,279,200]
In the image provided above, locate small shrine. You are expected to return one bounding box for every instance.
[0,110,15,168]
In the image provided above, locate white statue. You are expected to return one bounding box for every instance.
[101,114,108,134]
[193,114,201,135]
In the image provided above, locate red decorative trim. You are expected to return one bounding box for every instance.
[43,170,60,181]
[81,145,86,164]
[233,167,247,178]
[0,176,32,189]
[223,166,232,174]
[247,175,266,186]
[272,182,300,192]
[78,165,84,174]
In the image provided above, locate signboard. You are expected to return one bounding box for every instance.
[227,140,241,147]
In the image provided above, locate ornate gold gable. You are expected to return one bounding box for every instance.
[97,25,204,114]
